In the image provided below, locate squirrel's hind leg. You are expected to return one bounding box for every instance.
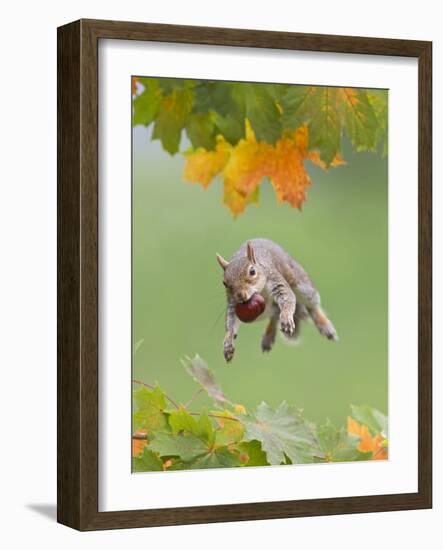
[295,282,338,342]
[309,305,338,341]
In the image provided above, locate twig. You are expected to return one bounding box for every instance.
[184,388,203,409]
[188,412,240,422]
[132,379,180,410]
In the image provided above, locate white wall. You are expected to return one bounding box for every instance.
[0,1,440,547]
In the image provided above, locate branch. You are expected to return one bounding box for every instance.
[132,379,180,410]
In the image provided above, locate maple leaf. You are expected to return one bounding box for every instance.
[132,78,162,127]
[267,135,311,210]
[223,178,260,217]
[338,88,378,152]
[232,83,282,143]
[350,404,388,437]
[132,448,164,472]
[315,419,371,462]
[152,88,193,154]
[134,79,387,216]
[132,430,147,458]
[211,410,245,446]
[243,401,319,465]
[347,416,388,460]
[223,130,271,197]
[185,112,217,150]
[132,385,169,433]
[281,86,342,165]
[184,122,324,215]
[234,440,269,467]
[149,431,242,469]
[365,89,388,156]
[169,408,215,445]
[183,138,231,188]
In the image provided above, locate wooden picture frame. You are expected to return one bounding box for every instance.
[57,19,432,530]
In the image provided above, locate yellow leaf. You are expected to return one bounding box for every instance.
[234,404,247,415]
[223,138,270,197]
[184,138,231,188]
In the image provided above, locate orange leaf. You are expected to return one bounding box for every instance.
[268,136,312,210]
[132,430,147,457]
[347,417,388,460]
[132,77,139,96]
[183,122,344,216]
[223,177,259,217]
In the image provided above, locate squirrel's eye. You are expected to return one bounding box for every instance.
[249,268,256,277]
[222,281,228,287]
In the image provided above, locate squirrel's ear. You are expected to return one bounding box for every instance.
[246,241,257,264]
[216,253,229,271]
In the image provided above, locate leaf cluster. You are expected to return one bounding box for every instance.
[132,78,387,216]
[132,356,388,472]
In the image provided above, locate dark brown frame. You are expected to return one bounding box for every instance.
[57,18,432,531]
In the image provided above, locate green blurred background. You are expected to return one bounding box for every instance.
[132,126,388,426]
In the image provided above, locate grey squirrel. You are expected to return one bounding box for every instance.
[216,238,338,362]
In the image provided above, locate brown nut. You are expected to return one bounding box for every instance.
[235,293,266,323]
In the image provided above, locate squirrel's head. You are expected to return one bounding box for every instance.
[216,241,266,303]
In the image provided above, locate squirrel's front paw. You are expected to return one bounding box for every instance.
[280,312,295,336]
[223,340,235,362]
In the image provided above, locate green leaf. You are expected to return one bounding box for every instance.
[189,447,242,469]
[211,411,244,446]
[132,78,162,127]
[157,78,194,95]
[191,81,246,145]
[169,408,215,444]
[243,402,319,465]
[315,419,370,462]
[281,86,384,164]
[132,448,163,472]
[193,81,235,116]
[365,89,388,156]
[150,431,204,461]
[213,111,245,145]
[132,385,169,432]
[280,85,316,129]
[185,113,216,150]
[350,405,388,437]
[308,88,342,165]
[281,86,341,165]
[235,440,269,467]
[182,355,230,406]
[152,88,194,154]
[233,83,281,143]
[150,431,241,469]
[340,89,379,152]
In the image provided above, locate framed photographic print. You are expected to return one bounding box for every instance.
[57,19,432,530]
